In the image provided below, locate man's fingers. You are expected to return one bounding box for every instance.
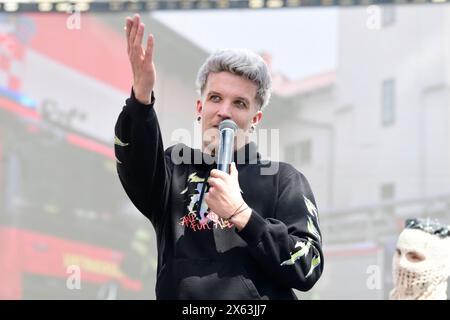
[209,169,218,177]
[133,23,145,52]
[204,192,211,205]
[230,162,238,178]
[208,177,217,187]
[207,177,222,189]
[144,34,154,65]
[129,14,140,52]
[209,169,227,179]
[125,17,132,52]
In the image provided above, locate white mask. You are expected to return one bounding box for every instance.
[390,229,450,300]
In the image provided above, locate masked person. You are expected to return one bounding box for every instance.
[114,14,323,300]
[390,218,450,300]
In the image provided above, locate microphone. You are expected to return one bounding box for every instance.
[217,119,238,174]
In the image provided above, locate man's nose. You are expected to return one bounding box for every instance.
[217,101,232,119]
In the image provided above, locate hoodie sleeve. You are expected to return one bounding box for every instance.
[114,89,172,226]
[237,168,323,291]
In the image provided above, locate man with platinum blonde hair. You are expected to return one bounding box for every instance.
[195,48,272,155]
[195,48,272,109]
[390,218,450,300]
[115,14,323,300]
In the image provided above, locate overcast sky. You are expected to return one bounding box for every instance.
[152,8,338,80]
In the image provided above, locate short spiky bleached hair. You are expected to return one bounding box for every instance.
[195,48,272,110]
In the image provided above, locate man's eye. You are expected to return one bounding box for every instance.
[235,101,246,108]
[210,95,221,102]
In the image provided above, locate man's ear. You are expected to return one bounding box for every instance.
[252,110,263,127]
[196,99,202,115]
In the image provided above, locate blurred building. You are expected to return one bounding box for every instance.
[261,5,450,299]
[0,12,207,299]
[1,5,450,300]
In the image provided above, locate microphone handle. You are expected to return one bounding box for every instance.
[217,162,229,173]
[217,129,235,174]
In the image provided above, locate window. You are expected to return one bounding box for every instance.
[382,5,396,27]
[380,183,395,200]
[380,183,395,217]
[382,78,396,126]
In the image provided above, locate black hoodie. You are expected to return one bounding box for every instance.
[114,91,324,300]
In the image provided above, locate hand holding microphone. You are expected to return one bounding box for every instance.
[205,119,252,229]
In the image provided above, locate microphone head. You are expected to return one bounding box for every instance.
[219,119,238,132]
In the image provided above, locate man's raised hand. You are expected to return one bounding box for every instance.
[126,14,156,105]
